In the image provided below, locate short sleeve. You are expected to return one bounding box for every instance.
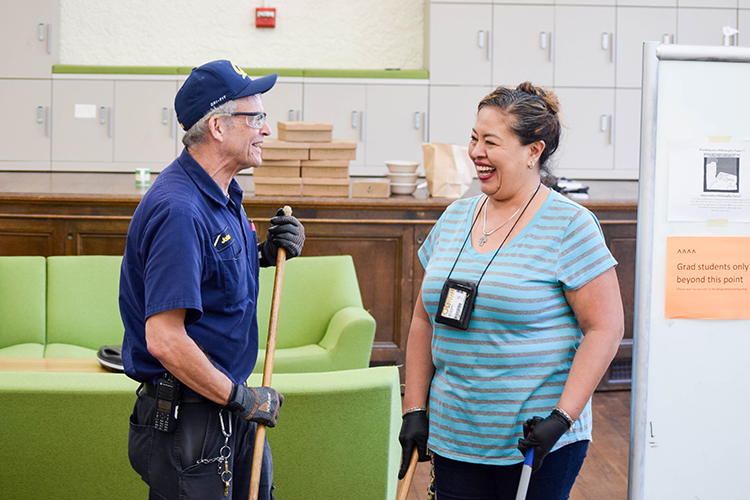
[141,206,205,323]
[557,209,617,290]
[418,217,443,270]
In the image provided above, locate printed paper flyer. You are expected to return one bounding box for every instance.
[668,139,750,222]
[665,237,750,319]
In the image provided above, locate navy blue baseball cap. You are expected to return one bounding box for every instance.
[175,60,277,131]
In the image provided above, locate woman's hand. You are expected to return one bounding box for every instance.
[398,409,430,479]
[517,409,572,472]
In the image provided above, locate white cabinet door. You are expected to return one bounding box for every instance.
[554,88,615,176]
[429,85,493,147]
[0,80,51,170]
[52,79,115,168]
[556,0,614,5]
[616,7,677,89]
[555,6,616,88]
[364,84,428,175]
[493,5,555,88]
[738,10,750,47]
[0,0,59,78]
[429,3,493,86]
[677,8,738,46]
[678,0,736,8]
[303,82,367,167]
[261,81,304,128]
[114,80,178,169]
[614,88,641,178]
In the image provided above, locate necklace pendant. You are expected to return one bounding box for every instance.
[478,235,487,246]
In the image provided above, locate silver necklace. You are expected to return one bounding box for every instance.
[479,183,540,246]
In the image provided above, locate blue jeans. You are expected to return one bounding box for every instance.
[433,441,589,500]
[128,388,275,500]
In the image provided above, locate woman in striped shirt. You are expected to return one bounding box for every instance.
[399,83,624,500]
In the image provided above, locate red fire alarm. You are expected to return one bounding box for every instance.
[256,7,276,28]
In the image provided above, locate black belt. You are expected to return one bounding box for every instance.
[140,382,213,404]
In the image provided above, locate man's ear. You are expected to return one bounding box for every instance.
[207,115,228,142]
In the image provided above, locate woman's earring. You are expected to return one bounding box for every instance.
[528,160,536,170]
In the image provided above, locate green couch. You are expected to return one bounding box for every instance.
[0,255,376,374]
[0,366,402,500]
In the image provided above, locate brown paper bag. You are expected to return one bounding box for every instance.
[422,143,474,198]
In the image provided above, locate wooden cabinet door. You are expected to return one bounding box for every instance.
[429,3,493,86]
[492,5,555,88]
[0,80,51,170]
[616,7,677,89]
[555,88,615,176]
[113,80,179,169]
[364,84,428,174]
[0,0,59,78]
[51,79,115,168]
[555,6,616,88]
[303,82,367,167]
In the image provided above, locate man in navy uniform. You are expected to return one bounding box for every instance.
[120,60,304,500]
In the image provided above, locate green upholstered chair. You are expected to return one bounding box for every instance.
[44,255,125,358]
[254,255,377,374]
[0,366,401,500]
[0,256,47,357]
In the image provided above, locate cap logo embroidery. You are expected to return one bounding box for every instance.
[231,62,249,80]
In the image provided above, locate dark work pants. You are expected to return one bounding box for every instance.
[433,441,588,500]
[128,388,275,500]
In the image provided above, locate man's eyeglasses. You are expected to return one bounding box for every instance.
[213,112,267,129]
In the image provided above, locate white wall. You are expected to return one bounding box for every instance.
[59,0,425,69]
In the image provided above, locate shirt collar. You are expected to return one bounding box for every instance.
[177,148,245,208]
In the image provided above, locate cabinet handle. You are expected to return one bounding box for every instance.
[99,106,107,125]
[601,32,609,51]
[540,32,547,50]
[549,32,554,62]
[602,33,614,63]
[486,30,492,61]
[414,111,421,130]
[351,110,358,129]
[37,106,44,124]
[478,30,486,49]
[601,115,614,145]
[38,23,45,41]
[422,112,428,143]
[662,34,671,45]
[288,109,295,121]
[108,107,113,138]
[46,106,51,137]
[47,24,52,54]
[162,107,169,125]
[359,110,365,142]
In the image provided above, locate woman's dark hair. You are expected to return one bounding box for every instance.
[478,82,562,186]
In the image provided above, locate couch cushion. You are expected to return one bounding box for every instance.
[46,256,125,351]
[256,255,364,349]
[0,256,46,352]
[44,343,99,359]
[0,343,46,358]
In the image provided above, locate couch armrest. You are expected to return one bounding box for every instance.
[318,306,376,370]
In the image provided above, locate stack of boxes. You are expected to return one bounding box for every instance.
[255,122,357,197]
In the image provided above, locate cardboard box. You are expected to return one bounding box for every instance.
[302,177,350,198]
[309,139,358,160]
[352,179,390,198]
[277,121,334,142]
[300,160,349,179]
[254,160,301,178]
[254,177,303,197]
[260,139,310,160]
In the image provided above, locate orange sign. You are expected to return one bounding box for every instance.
[665,237,750,319]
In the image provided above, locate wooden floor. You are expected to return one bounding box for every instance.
[398,390,631,500]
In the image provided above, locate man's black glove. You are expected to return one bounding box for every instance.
[258,208,305,267]
[398,410,430,479]
[226,383,284,428]
[517,409,572,472]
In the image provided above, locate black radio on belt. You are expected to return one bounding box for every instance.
[154,374,181,433]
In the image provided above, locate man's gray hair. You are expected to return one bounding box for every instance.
[182,99,239,148]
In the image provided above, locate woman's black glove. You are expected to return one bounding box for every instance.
[258,208,305,267]
[398,410,430,479]
[517,409,572,472]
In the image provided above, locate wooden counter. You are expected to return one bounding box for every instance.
[0,172,637,389]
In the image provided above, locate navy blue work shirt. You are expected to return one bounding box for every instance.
[119,148,260,388]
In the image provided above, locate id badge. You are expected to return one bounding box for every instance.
[435,279,477,330]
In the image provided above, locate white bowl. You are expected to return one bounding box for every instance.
[385,161,419,174]
[387,172,419,184]
[390,182,418,195]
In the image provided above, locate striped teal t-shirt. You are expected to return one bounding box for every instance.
[418,189,617,465]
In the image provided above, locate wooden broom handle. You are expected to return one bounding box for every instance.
[397,447,420,500]
[249,206,292,500]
